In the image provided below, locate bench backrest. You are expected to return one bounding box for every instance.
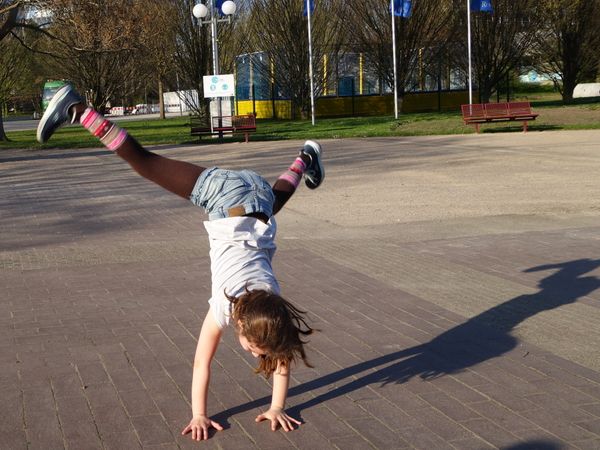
[190,115,210,127]
[211,115,256,129]
[507,102,533,116]
[484,103,510,117]
[461,104,486,119]
[462,101,533,119]
[212,116,233,128]
[232,114,256,128]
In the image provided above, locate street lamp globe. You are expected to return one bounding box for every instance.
[221,1,236,16]
[192,3,208,19]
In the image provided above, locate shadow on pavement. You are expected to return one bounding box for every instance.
[217,258,600,437]
[483,124,561,133]
[0,149,109,163]
[501,440,563,450]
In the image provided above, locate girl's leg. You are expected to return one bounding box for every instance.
[72,104,203,199]
[272,140,324,215]
[272,153,310,215]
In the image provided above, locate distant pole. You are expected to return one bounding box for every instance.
[176,72,183,116]
[391,0,399,119]
[467,0,473,105]
[209,0,219,76]
[193,0,237,132]
[209,0,223,123]
[307,0,316,125]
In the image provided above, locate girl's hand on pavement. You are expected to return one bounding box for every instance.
[181,415,223,441]
[255,407,301,432]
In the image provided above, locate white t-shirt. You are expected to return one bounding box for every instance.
[204,216,280,328]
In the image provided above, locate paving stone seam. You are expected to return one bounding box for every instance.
[74,360,128,449]
[103,343,183,446]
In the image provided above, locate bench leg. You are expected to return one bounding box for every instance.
[475,123,480,134]
[244,132,249,143]
[523,121,528,133]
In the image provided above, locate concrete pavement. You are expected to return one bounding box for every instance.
[3,131,600,449]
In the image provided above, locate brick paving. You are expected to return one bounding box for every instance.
[3,133,600,449]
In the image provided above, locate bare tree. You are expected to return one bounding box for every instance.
[216,1,249,75]
[346,0,455,112]
[0,1,22,143]
[0,0,45,141]
[533,0,600,103]
[456,0,541,103]
[0,35,27,140]
[243,0,347,119]
[137,0,178,119]
[41,0,151,109]
[171,0,213,118]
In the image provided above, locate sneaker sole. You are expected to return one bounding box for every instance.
[37,85,72,143]
[304,140,324,188]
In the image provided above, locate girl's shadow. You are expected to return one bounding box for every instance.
[216,258,600,421]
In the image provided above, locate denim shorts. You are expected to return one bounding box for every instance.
[189,167,275,220]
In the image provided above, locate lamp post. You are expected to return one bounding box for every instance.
[467,0,473,105]
[192,1,237,128]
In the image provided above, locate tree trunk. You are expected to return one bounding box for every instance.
[479,80,493,104]
[0,106,8,142]
[562,77,576,104]
[158,78,165,120]
[562,89,575,104]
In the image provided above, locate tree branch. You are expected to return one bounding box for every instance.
[0,1,20,40]
[0,1,21,16]
[9,29,63,58]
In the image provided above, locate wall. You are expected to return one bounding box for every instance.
[235,90,472,119]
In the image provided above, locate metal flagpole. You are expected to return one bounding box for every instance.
[391,0,398,119]
[307,0,316,125]
[467,0,473,105]
[210,0,219,76]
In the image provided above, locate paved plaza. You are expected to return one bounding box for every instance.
[3,130,600,449]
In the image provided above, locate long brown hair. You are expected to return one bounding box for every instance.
[228,288,314,378]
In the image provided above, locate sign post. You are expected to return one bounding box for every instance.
[203,74,235,99]
[203,74,236,137]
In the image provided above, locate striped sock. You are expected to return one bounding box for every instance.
[277,157,306,188]
[80,108,128,151]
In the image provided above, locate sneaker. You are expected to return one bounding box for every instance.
[37,84,83,143]
[301,140,324,189]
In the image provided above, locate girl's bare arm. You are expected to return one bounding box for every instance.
[182,307,223,440]
[255,363,301,432]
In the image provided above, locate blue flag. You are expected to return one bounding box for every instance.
[390,0,412,18]
[216,0,225,16]
[470,0,493,13]
[303,0,315,17]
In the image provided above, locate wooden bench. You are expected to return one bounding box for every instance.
[212,114,257,143]
[190,115,214,139]
[461,102,539,133]
[190,114,257,142]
